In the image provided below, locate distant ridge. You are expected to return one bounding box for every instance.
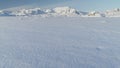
[1,7,120,17]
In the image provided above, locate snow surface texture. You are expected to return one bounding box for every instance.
[1,7,120,17]
[1,16,120,68]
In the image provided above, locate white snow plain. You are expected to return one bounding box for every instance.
[0,16,120,68]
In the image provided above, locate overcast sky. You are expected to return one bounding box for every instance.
[0,0,120,11]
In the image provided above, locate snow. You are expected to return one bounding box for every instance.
[0,16,120,68]
[1,7,120,17]
[87,11,102,17]
[105,8,120,17]
[53,7,79,16]
[10,8,45,16]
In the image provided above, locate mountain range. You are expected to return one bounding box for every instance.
[1,7,120,17]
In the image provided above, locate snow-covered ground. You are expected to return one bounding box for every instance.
[0,16,120,68]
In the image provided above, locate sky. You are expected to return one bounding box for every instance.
[0,0,120,11]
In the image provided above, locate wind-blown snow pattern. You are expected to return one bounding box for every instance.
[1,7,120,17]
[1,16,120,68]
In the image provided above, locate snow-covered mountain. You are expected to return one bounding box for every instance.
[0,7,92,17]
[82,11,104,17]
[11,8,45,16]
[1,7,120,17]
[0,7,80,17]
[105,8,120,17]
[0,10,12,16]
[53,7,79,16]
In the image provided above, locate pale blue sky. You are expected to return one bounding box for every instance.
[0,0,120,11]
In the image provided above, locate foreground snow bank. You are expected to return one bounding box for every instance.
[0,17,120,68]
